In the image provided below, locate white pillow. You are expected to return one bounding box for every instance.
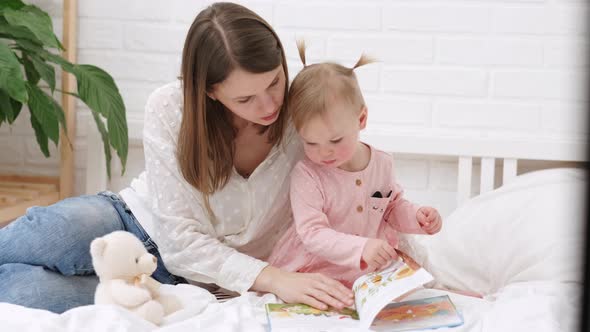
[401,168,586,295]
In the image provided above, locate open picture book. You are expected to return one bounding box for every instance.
[265,251,464,331]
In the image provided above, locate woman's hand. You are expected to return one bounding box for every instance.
[252,265,354,310]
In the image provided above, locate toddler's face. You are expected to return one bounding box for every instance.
[298,101,366,169]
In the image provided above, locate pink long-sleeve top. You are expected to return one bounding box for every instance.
[268,145,425,286]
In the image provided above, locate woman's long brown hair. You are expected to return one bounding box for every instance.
[178,2,289,219]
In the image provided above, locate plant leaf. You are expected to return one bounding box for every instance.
[73,64,128,174]
[0,0,25,13]
[26,82,67,145]
[0,16,42,43]
[14,38,74,72]
[4,5,60,49]
[25,5,64,50]
[0,90,23,124]
[0,42,28,103]
[0,91,7,126]
[9,97,22,123]
[22,53,40,84]
[90,110,112,178]
[28,54,55,92]
[0,89,13,124]
[30,110,50,157]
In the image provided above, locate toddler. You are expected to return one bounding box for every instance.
[268,41,442,288]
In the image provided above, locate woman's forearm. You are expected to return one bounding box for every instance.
[251,265,280,293]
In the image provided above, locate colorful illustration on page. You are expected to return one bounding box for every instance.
[353,261,404,307]
[374,297,456,323]
[353,250,420,308]
[267,303,359,320]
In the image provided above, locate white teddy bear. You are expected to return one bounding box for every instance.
[90,231,182,325]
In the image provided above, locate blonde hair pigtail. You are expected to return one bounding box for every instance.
[296,38,307,67]
[352,53,375,71]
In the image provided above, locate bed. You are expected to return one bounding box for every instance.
[1,121,586,331]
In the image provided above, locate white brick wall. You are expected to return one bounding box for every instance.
[382,67,489,96]
[276,3,381,30]
[383,5,490,33]
[0,0,587,216]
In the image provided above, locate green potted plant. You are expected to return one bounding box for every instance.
[0,0,127,177]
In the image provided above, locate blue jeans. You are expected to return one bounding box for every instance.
[0,191,186,313]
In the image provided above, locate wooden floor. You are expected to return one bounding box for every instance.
[0,175,60,227]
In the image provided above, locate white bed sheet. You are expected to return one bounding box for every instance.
[0,281,580,332]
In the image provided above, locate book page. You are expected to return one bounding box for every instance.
[265,303,359,331]
[352,260,434,329]
[371,295,464,331]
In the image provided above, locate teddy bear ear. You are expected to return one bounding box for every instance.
[90,238,107,258]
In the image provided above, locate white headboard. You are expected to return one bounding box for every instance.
[86,118,587,208]
[360,129,586,206]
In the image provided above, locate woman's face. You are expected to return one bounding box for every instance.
[208,65,286,126]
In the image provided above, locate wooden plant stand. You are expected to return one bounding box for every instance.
[0,0,77,227]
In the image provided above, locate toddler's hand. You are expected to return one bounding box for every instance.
[361,239,398,272]
[417,206,442,234]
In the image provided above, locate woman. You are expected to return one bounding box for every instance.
[0,2,352,314]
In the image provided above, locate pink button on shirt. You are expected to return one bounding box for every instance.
[268,145,425,287]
